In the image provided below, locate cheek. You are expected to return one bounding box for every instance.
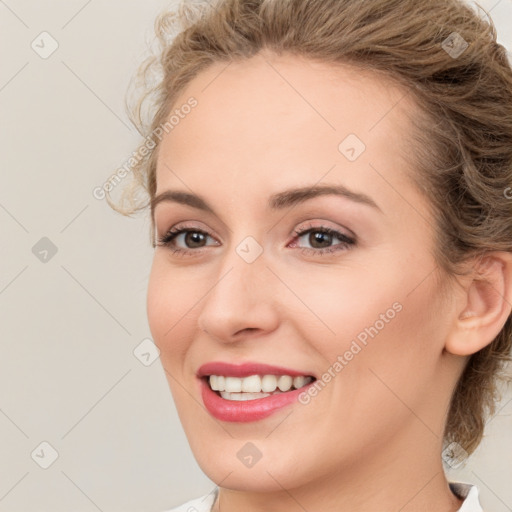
[296,282,446,460]
[279,260,404,351]
[290,254,446,394]
[146,258,198,365]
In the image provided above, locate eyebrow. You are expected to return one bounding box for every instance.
[151,184,382,219]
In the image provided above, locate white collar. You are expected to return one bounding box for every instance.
[450,482,483,512]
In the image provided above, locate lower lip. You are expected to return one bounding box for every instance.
[200,378,313,422]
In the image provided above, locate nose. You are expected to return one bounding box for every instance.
[196,247,280,344]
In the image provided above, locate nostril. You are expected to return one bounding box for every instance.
[237,327,258,335]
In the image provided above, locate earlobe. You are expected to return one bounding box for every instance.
[444,252,512,357]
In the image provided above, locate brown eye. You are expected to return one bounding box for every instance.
[183,231,208,248]
[307,231,333,249]
[293,226,355,254]
[157,227,218,251]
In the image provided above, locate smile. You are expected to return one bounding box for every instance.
[197,362,317,422]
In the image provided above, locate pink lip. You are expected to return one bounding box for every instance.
[197,361,316,423]
[197,361,314,378]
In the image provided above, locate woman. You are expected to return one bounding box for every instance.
[109,0,512,510]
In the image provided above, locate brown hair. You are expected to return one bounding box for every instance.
[109,0,512,456]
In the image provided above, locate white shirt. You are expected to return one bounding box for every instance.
[163,481,483,511]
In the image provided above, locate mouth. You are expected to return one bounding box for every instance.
[197,362,317,422]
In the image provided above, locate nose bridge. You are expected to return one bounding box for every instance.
[197,236,277,341]
[204,240,264,313]
[214,226,269,297]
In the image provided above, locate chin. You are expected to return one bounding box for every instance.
[188,437,320,493]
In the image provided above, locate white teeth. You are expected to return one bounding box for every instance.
[225,376,242,392]
[208,374,313,396]
[209,375,225,391]
[261,375,277,392]
[219,391,271,401]
[277,375,293,392]
[293,376,307,389]
[241,375,261,392]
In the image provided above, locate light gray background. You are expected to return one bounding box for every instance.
[0,1,511,510]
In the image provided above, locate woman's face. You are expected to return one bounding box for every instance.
[147,52,461,494]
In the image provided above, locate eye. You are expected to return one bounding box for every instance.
[155,222,356,257]
[156,225,219,255]
[290,224,356,255]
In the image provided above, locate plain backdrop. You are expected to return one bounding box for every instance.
[0,0,511,510]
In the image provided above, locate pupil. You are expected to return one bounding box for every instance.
[310,231,331,248]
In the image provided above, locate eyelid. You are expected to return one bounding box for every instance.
[292,220,356,240]
[156,220,219,241]
[292,227,354,245]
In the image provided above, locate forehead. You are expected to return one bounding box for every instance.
[155,52,423,217]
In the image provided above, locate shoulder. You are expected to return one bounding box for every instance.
[449,481,484,512]
[160,491,217,512]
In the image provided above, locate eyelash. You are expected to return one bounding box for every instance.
[156,223,356,257]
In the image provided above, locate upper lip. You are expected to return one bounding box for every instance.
[197,361,316,378]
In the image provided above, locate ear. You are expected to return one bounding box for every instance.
[444,251,512,356]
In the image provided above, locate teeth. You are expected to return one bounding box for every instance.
[210,375,224,391]
[241,375,261,392]
[225,376,242,392]
[261,375,277,392]
[277,375,293,392]
[293,376,307,389]
[208,374,313,395]
[219,391,272,401]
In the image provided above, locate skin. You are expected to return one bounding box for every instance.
[147,51,512,511]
